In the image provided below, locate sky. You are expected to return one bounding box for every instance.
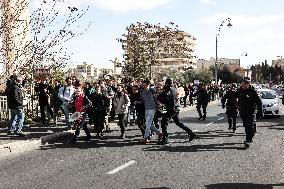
[30,0,284,69]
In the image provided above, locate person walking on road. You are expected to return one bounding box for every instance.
[194,83,209,120]
[139,79,162,144]
[69,85,92,143]
[157,79,196,145]
[221,84,238,132]
[237,80,262,149]
[113,84,130,139]
[58,77,75,128]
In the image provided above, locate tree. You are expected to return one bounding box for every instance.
[0,0,90,90]
[117,22,194,80]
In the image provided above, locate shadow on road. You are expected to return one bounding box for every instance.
[204,182,284,189]
[142,142,245,152]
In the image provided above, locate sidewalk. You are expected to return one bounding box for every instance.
[0,100,220,149]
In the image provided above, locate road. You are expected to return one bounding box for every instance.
[0,102,283,189]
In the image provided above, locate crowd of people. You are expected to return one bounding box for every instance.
[5,74,264,149]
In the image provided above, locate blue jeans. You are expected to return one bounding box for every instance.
[62,104,71,127]
[9,108,25,133]
[144,109,160,139]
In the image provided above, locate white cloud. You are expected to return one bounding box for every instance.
[201,12,283,27]
[93,0,173,13]
[200,0,216,5]
[30,0,173,13]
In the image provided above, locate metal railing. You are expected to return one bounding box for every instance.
[0,96,8,121]
[0,95,40,123]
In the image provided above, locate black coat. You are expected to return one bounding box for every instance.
[195,88,209,106]
[35,83,52,105]
[236,86,262,115]
[221,90,238,117]
[7,83,24,109]
[89,92,110,115]
[157,86,178,115]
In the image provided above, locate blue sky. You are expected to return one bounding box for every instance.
[31,0,284,69]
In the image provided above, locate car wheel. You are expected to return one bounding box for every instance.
[275,115,281,118]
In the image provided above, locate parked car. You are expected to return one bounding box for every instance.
[257,89,280,118]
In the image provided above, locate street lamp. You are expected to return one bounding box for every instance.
[215,18,232,84]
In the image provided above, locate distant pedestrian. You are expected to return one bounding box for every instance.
[221,84,238,132]
[194,83,209,120]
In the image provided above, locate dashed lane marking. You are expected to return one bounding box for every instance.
[206,122,215,126]
[107,160,137,175]
[218,117,225,121]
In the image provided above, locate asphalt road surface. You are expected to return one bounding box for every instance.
[0,102,283,189]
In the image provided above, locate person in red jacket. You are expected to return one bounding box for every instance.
[69,85,92,143]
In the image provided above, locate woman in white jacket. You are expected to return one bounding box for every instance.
[113,84,130,139]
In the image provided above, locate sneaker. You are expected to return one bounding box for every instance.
[201,116,206,121]
[7,131,14,135]
[188,133,196,142]
[244,141,249,149]
[198,117,202,120]
[139,139,149,145]
[157,133,163,142]
[120,134,125,139]
[85,135,91,141]
[69,138,77,143]
[16,133,26,137]
[157,138,169,145]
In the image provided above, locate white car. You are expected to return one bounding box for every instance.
[257,89,280,118]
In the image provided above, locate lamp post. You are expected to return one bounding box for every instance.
[215,18,232,84]
[237,52,248,84]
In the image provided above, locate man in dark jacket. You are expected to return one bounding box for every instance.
[35,78,54,125]
[221,84,238,132]
[7,75,25,137]
[157,79,196,145]
[195,83,209,120]
[237,80,262,149]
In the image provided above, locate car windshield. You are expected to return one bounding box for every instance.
[258,91,277,99]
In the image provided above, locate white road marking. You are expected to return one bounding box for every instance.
[206,122,215,126]
[107,160,136,175]
[218,117,225,121]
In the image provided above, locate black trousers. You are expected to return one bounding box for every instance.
[74,114,91,139]
[189,96,194,106]
[40,103,54,124]
[161,111,194,140]
[93,111,105,135]
[135,109,145,136]
[183,95,188,107]
[226,108,238,130]
[153,110,163,129]
[196,103,207,118]
[118,113,126,134]
[240,113,255,142]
